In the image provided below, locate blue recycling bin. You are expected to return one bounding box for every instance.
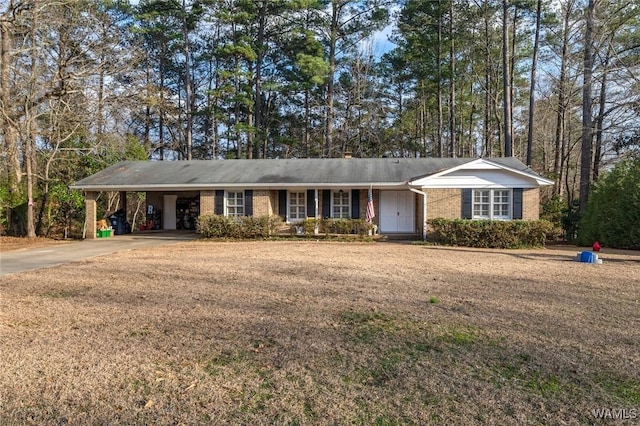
[579,251,597,263]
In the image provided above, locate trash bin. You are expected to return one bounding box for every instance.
[108,209,129,235]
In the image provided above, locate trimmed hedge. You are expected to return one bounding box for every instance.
[428,218,553,248]
[291,218,374,236]
[197,214,282,238]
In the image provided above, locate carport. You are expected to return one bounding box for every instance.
[75,190,202,239]
[70,162,210,239]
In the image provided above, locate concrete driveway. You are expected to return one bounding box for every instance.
[0,231,200,277]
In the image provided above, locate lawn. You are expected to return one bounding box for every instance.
[0,241,638,425]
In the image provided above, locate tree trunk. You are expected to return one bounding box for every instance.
[325,1,340,158]
[254,0,266,159]
[182,0,193,160]
[526,0,542,166]
[553,0,573,196]
[304,88,310,157]
[483,0,492,157]
[26,114,36,238]
[1,7,21,191]
[159,60,166,160]
[502,0,513,157]
[579,0,595,215]
[437,0,443,157]
[26,0,40,238]
[448,0,456,157]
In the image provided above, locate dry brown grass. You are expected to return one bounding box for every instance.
[0,236,69,253]
[1,241,639,425]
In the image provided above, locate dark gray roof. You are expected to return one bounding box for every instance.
[70,157,546,191]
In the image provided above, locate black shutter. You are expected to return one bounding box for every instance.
[278,190,287,220]
[351,189,360,219]
[215,190,224,215]
[322,189,331,218]
[461,189,472,219]
[306,189,315,218]
[512,188,523,219]
[244,190,253,216]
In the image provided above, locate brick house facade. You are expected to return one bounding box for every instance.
[72,158,553,240]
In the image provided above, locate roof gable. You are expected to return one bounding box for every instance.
[409,158,554,188]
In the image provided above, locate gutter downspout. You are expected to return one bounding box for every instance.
[409,187,427,241]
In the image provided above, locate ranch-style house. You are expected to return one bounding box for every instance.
[70,157,554,240]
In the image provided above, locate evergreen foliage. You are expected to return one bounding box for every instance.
[577,158,640,250]
[197,214,282,239]
[428,219,554,248]
[293,218,374,236]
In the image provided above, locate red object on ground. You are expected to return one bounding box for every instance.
[592,241,601,252]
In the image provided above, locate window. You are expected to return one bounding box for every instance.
[492,190,511,219]
[332,190,350,219]
[472,189,511,220]
[289,191,306,222]
[226,191,244,217]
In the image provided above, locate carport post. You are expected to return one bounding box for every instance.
[85,191,98,239]
[409,187,427,241]
[118,191,127,218]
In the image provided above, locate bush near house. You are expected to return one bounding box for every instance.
[197,214,282,239]
[291,218,374,236]
[577,157,640,250]
[428,218,554,248]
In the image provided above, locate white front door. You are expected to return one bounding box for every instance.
[380,191,415,233]
[163,195,177,230]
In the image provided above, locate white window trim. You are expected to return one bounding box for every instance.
[288,190,306,223]
[472,189,512,220]
[225,190,245,217]
[331,189,351,219]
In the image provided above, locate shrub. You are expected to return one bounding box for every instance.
[540,195,567,241]
[428,218,553,248]
[197,214,282,239]
[577,158,640,249]
[290,218,374,237]
[293,218,322,235]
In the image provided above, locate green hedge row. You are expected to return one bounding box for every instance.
[291,218,374,236]
[428,218,553,248]
[197,214,282,238]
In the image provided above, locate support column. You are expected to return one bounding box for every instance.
[314,189,319,235]
[85,191,98,239]
[118,191,127,216]
[200,190,215,215]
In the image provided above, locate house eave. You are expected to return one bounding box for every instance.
[70,182,409,192]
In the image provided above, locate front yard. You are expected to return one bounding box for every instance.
[0,241,638,424]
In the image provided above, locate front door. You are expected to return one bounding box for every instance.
[163,194,177,230]
[380,191,415,233]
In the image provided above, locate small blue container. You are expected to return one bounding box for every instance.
[580,251,597,263]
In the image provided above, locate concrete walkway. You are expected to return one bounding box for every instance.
[0,231,200,277]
